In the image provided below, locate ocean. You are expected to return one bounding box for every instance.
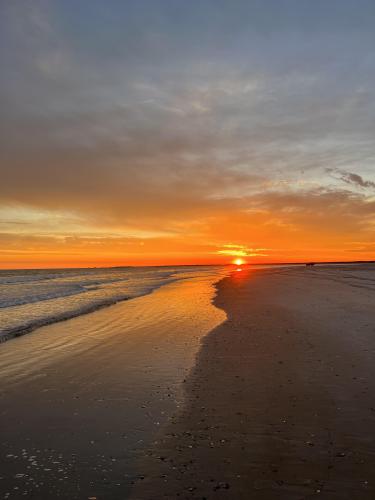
[0,265,224,342]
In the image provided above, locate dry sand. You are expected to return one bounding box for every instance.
[132,264,375,500]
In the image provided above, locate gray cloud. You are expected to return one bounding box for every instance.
[1,0,375,262]
[327,168,375,189]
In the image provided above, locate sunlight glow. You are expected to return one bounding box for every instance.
[233,258,245,266]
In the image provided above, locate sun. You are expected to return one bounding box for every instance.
[233,258,245,266]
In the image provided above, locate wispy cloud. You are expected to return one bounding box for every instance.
[327,168,375,190]
[1,1,375,265]
[216,244,268,257]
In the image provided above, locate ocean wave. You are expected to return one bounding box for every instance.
[0,266,224,343]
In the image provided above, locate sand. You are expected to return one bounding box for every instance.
[0,271,225,500]
[132,264,375,500]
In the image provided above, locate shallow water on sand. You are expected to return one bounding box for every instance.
[0,266,222,342]
[0,268,227,499]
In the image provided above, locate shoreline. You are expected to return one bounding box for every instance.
[0,266,226,346]
[0,272,226,499]
[0,297,131,345]
[132,264,375,499]
[3,262,371,346]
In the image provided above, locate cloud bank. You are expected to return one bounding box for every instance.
[1,1,375,266]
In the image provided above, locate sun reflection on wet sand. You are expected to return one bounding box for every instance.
[0,269,228,498]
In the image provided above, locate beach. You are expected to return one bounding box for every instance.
[133,264,375,499]
[1,264,375,499]
[0,269,226,499]
[3,1,375,498]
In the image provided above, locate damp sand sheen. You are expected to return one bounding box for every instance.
[1,263,375,499]
[0,267,227,499]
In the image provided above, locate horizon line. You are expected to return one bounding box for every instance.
[1,259,374,272]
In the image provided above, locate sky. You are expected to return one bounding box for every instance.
[1,0,375,268]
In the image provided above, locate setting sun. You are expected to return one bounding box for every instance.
[233,258,245,266]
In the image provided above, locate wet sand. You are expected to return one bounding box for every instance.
[0,271,225,499]
[133,264,375,499]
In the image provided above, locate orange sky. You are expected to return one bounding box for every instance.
[1,194,374,268]
[1,2,375,268]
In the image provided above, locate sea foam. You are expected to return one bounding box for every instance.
[0,266,222,342]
